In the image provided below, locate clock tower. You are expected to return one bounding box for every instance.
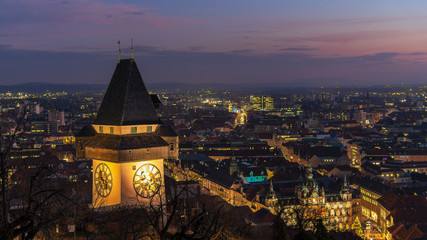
[84,58,175,208]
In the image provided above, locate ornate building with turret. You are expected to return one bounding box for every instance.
[266,165,353,231]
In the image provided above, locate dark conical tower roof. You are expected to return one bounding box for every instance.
[93,59,160,126]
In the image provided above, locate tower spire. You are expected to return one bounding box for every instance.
[269,179,274,193]
[118,40,121,62]
[230,150,237,175]
[93,59,160,126]
[306,162,313,179]
[343,174,348,187]
[131,38,134,59]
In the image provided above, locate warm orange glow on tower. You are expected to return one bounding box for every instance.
[83,58,178,208]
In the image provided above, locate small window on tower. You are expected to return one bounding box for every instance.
[147,126,152,133]
[99,126,103,133]
[110,127,114,134]
[170,143,174,151]
[131,127,137,134]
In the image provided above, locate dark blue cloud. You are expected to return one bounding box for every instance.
[0,45,426,87]
[122,11,144,16]
[281,47,318,52]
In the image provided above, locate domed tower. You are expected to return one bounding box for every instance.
[299,164,319,198]
[297,164,325,204]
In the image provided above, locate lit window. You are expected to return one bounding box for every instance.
[131,127,137,134]
[99,126,103,133]
[147,126,153,133]
[371,211,378,221]
[110,127,114,134]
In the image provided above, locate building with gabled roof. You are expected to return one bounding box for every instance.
[374,192,427,240]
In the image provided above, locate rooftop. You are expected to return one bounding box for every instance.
[93,59,160,126]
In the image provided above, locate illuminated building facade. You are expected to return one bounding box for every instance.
[80,58,178,208]
[235,109,247,125]
[250,96,274,111]
[356,180,391,239]
[360,187,381,224]
[266,166,353,231]
[345,140,362,169]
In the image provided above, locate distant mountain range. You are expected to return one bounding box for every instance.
[0,82,421,93]
[0,81,311,93]
[0,82,107,93]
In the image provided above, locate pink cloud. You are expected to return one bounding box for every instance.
[0,0,204,51]
[268,29,427,57]
[222,14,427,56]
[242,15,427,34]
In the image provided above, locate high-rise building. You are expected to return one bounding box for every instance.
[354,110,366,126]
[48,110,65,126]
[26,102,42,115]
[81,58,178,208]
[250,96,274,111]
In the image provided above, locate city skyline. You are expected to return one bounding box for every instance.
[1,0,427,86]
[1,49,426,239]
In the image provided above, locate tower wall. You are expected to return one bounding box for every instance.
[92,160,122,208]
[120,159,165,206]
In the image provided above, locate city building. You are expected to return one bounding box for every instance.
[250,96,274,111]
[80,58,178,208]
[30,121,58,135]
[267,166,353,231]
[48,110,65,126]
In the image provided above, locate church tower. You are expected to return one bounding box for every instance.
[85,58,173,208]
[265,180,278,214]
[340,175,351,201]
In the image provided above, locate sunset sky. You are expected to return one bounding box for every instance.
[1,0,427,86]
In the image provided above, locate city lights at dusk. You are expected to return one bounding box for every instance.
[0,1,426,240]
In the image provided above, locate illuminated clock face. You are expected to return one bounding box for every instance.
[133,164,162,198]
[94,163,113,197]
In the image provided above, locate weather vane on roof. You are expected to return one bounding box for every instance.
[131,38,134,59]
[118,40,121,62]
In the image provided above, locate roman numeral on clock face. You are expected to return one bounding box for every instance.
[94,163,113,197]
[133,163,162,198]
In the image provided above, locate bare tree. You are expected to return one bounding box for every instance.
[0,108,80,240]
[78,165,249,240]
[77,205,154,240]
[274,202,329,240]
[2,109,247,239]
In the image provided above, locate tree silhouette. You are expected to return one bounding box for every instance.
[79,165,249,240]
[0,108,80,240]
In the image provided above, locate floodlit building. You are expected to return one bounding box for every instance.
[77,57,178,208]
[250,96,274,111]
[266,166,353,231]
